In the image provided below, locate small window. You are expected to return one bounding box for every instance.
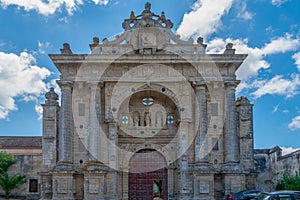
[167,115,174,125]
[121,115,129,125]
[29,179,38,193]
[142,97,153,106]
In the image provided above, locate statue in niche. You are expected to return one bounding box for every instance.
[133,112,140,127]
[145,112,151,127]
[156,111,163,127]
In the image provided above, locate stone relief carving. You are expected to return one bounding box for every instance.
[240,107,252,121]
[88,179,99,194]
[56,179,68,194]
[122,2,173,30]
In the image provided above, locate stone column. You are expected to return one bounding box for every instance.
[236,96,254,171]
[108,121,119,199]
[88,82,102,161]
[57,81,74,167]
[42,88,60,170]
[178,121,190,199]
[224,82,239,163]
[194,84,208,163]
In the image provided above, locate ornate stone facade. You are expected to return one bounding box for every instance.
[40,3,255,200]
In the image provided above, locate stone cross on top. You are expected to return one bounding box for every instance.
[122,2,173,30]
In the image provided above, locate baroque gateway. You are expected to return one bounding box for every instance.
[40,3,255,200]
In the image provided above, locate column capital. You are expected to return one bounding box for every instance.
[224,81,240,89]
[86,80,104,88]
[107,119,118,126]
[57,80,73,88]
[192,81,207,88]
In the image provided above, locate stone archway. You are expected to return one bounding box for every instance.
[128,149,168,200]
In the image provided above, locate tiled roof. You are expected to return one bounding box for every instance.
[0,136,42,148]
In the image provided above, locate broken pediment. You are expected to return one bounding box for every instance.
[89,2,208,55]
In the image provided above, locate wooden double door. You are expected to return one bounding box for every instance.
[128,149,168,200]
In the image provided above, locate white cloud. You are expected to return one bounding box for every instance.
[207,38,269,80]
[38,41,50,54]
[236,1,254,21]
[292,52,300,72]
[0,51,51,119]
[271,0,288,7]
[0,0,109,16]
[288,116,300,131]
[250,74,300,99]
[176,0,234,40]
[206,33,300,81]
[92,0,109,5]
[273,104,279,113]
[35,104,43,120]
[262,34,299,55]
[0,0,82,15]
[280,146,300,155]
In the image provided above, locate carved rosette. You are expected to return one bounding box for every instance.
[236,96,253,121]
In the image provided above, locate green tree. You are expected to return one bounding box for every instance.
[276,170,300,190]
[0,151,15,173]
[0,151,26,199]
[0,172,25,199]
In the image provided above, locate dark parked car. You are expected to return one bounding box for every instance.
[254,191,300,200]
[226,190,263,200]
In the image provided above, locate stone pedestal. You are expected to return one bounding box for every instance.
[40,172,53,200]
[222,163,245,195]
[52,171,75,200]
[193,163,214,200]
[84,171,107,200]
[193,174,214,200]
[224,173,246,195]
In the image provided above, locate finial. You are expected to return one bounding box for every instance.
[60,43,72,54]
[226,43,233,49]
[160,11,166,20]
[145,2,151,10]
[223,43,235,54]
[93,37,99,45]
[45,87,59,105]
[130,11,136,19]
[236,96,251,106]
[197,37,203,44]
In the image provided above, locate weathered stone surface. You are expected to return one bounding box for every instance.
[1,3,260,200]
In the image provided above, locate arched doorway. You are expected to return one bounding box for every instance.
[129,149,168,200]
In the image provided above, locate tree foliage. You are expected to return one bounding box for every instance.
[0,151,25,199]
[276,170,300,190]
[0,172,25,199]
[0,151,16,173]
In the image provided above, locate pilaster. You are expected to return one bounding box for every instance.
[178,120,190,199]
[194,83,208,163]
[57,81,74,169]
[107,120,119,200]
[88,81,103,162]
[224,82,239,164]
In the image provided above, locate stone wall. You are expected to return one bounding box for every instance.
[0,154,42,199]
[254,146,300,191]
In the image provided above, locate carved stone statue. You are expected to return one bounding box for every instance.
[133,114,140,127]
[156,112,163,127]
[145,112,151,127]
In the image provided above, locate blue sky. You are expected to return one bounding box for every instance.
[0,0,299,152]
